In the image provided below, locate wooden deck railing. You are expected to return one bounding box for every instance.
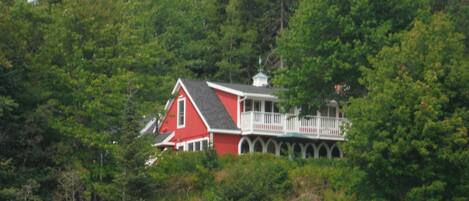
[240,111,346,140]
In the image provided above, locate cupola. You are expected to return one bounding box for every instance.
[252,71,269,87]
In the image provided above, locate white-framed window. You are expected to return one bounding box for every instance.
[177,145,184,151]
[176,137,209,152]
[319,105,338,118]
[177,97,186,128]
[188,142,194,151]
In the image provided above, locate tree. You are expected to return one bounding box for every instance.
[274,0,431,114]
[110,82,158,201]
[345,13,469,200]
[0,1,59,200]
[215,0,298,83]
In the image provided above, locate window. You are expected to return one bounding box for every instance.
[319,106,337,118]
[177,98,185,127]
[188,143,194,151]
[273,103,280,113]
[245,99,253,112]
[195,141,201,151]
[202,140,208,150]
[254,100,261,112]
[180,138,209,152]
[265,101,273,112]
[177,145,184,151]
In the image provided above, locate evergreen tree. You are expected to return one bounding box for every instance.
[345,13,469,200]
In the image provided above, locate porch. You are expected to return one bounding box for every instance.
[240,111,347,140]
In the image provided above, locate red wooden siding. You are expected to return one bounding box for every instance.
[214,89,238,125]
[213,133,240,155]
[159,88,209,143]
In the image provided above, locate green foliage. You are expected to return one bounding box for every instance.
[147,152,354,201]
[345,13,469,200]
[274,0,431,113]
[217,154,292,201]
[287,159,360,201]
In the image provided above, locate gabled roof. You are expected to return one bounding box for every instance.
[173,79,240,133]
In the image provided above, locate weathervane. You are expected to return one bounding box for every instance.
[258,55,263,73]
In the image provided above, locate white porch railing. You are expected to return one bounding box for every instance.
[240,111,346,140]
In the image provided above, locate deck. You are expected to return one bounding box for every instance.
[240,111,346,140]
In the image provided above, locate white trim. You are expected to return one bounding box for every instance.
[164,98,174,111]
[208,128,241,134]
[171,79,183,95]
[237,96,241,127]
[209,132,214,148]
[244,93,278,100]
[207,82,278,100]
[177,97,186,128]
[176,137,210,152]
[238,137,253,154]
[207,82,244,96]
[140,118,156,134]
[153,142,175,146]
[304,143,317,158]
[317,142,330,158]
[153,132,175,147]
[330,143,343,158]
[265,139,279,155]
[240,131,345,141]
[252,137,266,152]
[278,142,290,156]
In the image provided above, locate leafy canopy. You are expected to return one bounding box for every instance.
[345,13,469,201]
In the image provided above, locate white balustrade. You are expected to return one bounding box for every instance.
[240,111,346,140]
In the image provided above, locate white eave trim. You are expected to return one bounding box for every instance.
[244,93,278,99]
[207,82,278,100]
[153,131,176,147]
[164,98,174,111]
[139,118,156,134]
[208,128,242,134]
[153,142,175,147]
[207,82,244,96]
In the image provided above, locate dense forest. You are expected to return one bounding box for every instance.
[1,0,468,200]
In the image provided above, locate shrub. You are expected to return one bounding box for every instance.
[217,154,292,201]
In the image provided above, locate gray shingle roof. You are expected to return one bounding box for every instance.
[155,132,173,144]
[210,82,282,96]
[140,117,156,135]
[181,79,239,131]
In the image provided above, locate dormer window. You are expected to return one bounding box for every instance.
[177,97,185,128]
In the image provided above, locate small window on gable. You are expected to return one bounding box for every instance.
[177,98,185,128]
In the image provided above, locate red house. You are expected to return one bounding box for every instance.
[153,72,346,158]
